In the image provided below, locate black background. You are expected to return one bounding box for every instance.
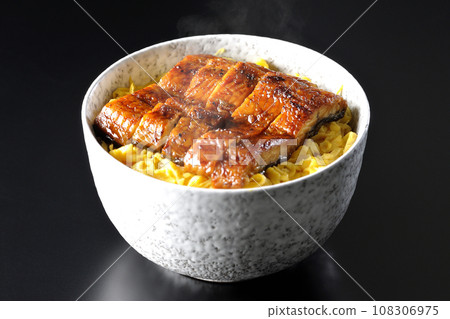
[1,0,449,301]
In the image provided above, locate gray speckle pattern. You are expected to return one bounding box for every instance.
[81,34,370,282]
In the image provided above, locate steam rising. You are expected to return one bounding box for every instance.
[177,0,309,44]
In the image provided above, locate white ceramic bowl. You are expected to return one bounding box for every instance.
[81,34,370,282]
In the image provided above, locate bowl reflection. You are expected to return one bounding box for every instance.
[82,247,368,300]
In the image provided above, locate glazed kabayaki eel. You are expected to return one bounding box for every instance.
[94,55,348,188]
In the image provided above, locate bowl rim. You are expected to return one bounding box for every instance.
[82,33,370,194]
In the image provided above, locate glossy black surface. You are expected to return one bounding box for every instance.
[1,0,449,300]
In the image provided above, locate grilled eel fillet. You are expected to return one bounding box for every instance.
[158,54,216,97]
[161,60,270,164]
[94,84,168,145]
[94,55,347,188]
[132,57,234,150]
[161,58,238,163]
[184,72,348,188]
[95,55,270,151]
[94,55,214,145]
[205,61,269,118]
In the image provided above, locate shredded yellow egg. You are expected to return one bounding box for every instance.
[214,48,226,56]
[111,77,156,101]
[106,75,357,189]
[294,73,312,82]
[255,58,270,69]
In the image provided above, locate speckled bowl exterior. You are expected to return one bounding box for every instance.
[81,34,370,282]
